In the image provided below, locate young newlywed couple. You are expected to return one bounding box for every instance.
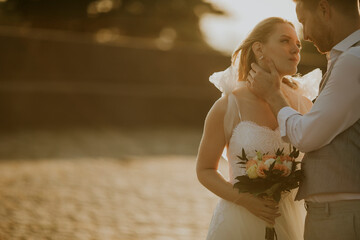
[196,0,360,239]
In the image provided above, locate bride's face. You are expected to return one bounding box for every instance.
[261,23,301,76]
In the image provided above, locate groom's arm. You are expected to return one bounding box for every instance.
[249,54,360,153]
[277,52,360,152]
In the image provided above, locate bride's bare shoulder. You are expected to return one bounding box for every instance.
[206,83,254,122]
[205,96,228,122]
[205,86,247,122]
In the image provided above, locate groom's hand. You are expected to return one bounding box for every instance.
[247,58,289,117]
[247,58,282,101]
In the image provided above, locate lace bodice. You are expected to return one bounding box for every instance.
[208,65,321,185]
[227,121,290,184]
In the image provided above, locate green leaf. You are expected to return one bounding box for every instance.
[289,146,300,159]
[238,148,249,162]
[269,161,276,171]
[276,148,284,157]
[236,160,247,165]
[256,151,263,160]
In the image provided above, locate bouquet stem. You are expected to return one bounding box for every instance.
[265,226,277,240]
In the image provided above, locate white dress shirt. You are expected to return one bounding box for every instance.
[278,29,360,202]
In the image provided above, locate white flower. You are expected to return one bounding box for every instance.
[284,161,293,170]
[264,158,276,168]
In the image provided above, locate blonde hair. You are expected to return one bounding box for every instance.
[232,17,298,89]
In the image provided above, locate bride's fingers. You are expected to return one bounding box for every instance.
[261,208,281,217]
[260,206,281,215]
[249,208,279,225]
[264,204,279,210]
[249,210,274,223]
[258,198,278,208]
[264,200,278,208]
[268,210,281,217]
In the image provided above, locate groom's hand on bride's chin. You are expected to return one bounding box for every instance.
[247,58,281,101]
[252,57,281,89]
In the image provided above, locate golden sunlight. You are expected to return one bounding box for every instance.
[200,0,300,54]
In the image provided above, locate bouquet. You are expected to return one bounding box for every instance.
[233,146,303,240]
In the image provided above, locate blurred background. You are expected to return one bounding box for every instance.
[0,0,326,239]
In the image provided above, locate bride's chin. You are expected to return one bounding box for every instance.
[290,70,297,75]
[277,64,297,76]
[283,67,297,76]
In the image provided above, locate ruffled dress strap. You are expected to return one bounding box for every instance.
[290,68,322,113]
[209,65,243,145]
[291,68,322,101]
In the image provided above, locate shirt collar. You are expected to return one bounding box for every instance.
[329,29,360,62]
[332,29,360,53]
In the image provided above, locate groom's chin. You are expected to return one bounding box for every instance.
[314,44,331,55]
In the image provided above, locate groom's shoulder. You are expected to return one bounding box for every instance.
[341,45,360,60]
[334,46,360,71]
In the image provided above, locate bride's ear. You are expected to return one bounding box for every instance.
[251,42,264,60]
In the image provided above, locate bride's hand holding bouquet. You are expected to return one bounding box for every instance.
[234,192,280,226]
[233,146,302,240]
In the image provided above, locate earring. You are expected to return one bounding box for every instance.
[259,55,264,60]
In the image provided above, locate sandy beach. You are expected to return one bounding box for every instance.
[0,128,229,240]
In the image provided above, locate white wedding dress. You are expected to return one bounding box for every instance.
[205,66,322,240]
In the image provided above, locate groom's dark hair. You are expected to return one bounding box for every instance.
[294,0,359,16]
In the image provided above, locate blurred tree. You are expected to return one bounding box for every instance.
[0,0,225,48]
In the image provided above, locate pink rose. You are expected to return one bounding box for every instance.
[280,155,293,162]
[246,159,258,170]
[274,164,291,177]
[256,162,269,178]
[262,155,277,162]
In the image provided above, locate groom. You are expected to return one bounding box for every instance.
[247,0,360,239]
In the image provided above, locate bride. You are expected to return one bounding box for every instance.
[196,17,319,239]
